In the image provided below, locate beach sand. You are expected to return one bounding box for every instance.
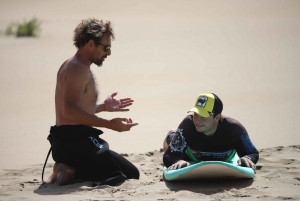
[0,0,300,200]
[1,146,300,200]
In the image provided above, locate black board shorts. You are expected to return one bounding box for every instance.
[48,125,139,183]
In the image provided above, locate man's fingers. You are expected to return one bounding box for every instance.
[111,92,118,98]
[180,162,190,168]
[120,98,133,103]
[243,159,249,168]
[121,100,133,104]
[239,157,257,172]
[127,123,138,127]
[118,118,128,122]
[239,158,248,167]
[249,161,256,172]
[251,164,256,172]
[167,161,190,171]
[115,118,137,125]
[174,163,179,169]
[237,159,241,166]
[120,103,133,108]
[120,101,133,107]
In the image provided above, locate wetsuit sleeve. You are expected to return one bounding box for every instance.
[163,118,189,167]
[236,130,259,164]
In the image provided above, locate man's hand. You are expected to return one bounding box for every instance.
[167,160,190,170]
[108,118,138,132]
[104,92,134,112]
[238,156,256,172]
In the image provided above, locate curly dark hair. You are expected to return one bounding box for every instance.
[73,18,115,48]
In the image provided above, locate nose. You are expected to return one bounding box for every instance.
[194,116,205,123]
[195,118,203,123]
[106,49,111,56]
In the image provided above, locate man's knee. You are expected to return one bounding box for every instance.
[129,166,140,179]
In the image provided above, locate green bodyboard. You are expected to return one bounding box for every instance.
[163,154,255,181]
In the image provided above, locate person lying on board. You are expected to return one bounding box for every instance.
[163,93,259,172]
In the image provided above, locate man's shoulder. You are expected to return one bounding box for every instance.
[220,115,246,131]
[64,58,89,71]
[182,114,193,124]
[185,114,193,120]
[58,58,90,77]
[221,115,239,124]
[178,115,194,130]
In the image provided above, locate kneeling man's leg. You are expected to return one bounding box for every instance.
[110,150,140,179]
[55,163,75,186]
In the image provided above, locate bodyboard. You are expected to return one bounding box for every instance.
[163,154,254,181]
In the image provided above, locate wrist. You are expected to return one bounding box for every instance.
[102,118,111,129]
[103,102,108,112]
[95,117,110,128]
[244,155,252,161]
[97,103,107,113]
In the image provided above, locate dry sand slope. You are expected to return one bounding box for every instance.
[0,145,300,201]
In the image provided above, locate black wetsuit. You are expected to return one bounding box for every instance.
[163,115,259,167]
[48,125,139,184]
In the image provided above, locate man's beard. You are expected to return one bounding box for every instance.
[94,59,103,67]
[93,56,107,67]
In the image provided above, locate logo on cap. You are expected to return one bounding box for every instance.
[196,96,208,108]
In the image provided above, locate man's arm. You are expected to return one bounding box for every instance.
[95,103,106,113]
[236,130,259,171]
[163,148,182,168]
[62,64,137,131]
[163,128,189,169]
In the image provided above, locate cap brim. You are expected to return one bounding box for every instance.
[188,107,210,118]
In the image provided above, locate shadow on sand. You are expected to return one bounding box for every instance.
[33,180,124,195]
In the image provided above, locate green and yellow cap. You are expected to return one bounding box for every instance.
[188,93,223,118]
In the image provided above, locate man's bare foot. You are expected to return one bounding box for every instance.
[46,163,59,183]
[55,163,75,186]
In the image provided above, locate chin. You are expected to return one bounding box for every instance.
[196,127,204,132]
[93,59,103,67]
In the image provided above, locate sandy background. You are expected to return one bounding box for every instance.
[0,0,300,200]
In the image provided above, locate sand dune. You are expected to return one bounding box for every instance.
[0,0,300,200]
[0,146,300,200]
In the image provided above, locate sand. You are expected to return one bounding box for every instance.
[1,146,300,200]
[0,0,300,200]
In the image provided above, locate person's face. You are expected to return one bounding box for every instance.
[92,34,112,67]
[193,112,216,134]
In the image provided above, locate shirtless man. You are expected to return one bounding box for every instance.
[47,18,139,185]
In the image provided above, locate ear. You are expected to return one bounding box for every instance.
[214,114,221,122]
[87,40,95,50]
